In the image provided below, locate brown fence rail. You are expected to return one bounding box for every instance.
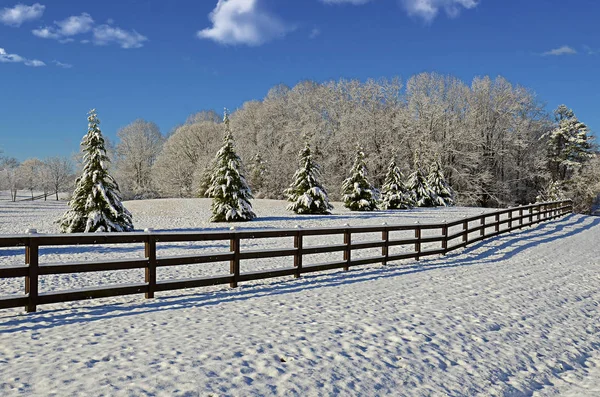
[0,200,573,313]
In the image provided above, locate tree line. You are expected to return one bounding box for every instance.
[1,72,597,212]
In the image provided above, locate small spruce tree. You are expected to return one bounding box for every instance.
[285,141,333,214]
[341,145,378,211]
[249,153,267,195]
[427,159,455,206]
[59,109,133,233]
[408,155,437,207]
[206,110,256,222]
[535,180,565,203]
[380,154,414,210]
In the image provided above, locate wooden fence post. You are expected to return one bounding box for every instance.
[528,204,533,224]
[25,229,39,313]
[518,206,523,229]
[480,212,485,237]
[230,227,240,288]
[442,221,448,254]
[144,228,157,299]
[508,210,513,229]
[415,223,421,261]
[294,225,303,278]
[462,217,468,246]
[381,223,389,265]
[495,213,500,233]
[343,224,351,271]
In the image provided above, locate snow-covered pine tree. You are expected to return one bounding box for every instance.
[341,145,378,211]
[59,109,133,233]
[544,105,595,181]
[380,154,413,210]
[535,180,564,203]
[249,153,267,195]
[427,159,455,206]
[407,155,437,207]
[285,140,333,214]
[206,110,256,222]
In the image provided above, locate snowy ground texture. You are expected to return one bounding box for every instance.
[1,198,600,396]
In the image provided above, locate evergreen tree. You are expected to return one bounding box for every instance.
[285,141,333,214]
[407,155,437,207]
[341,145,378,211]
[545,105,594,181]
[535,180,565,203]
[206,110,256,222]
[427,159,455,206]
[59,109,133,233]
[249,153,267,195]
[380,154,413,210]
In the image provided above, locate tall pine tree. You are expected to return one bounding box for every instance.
[59,109,133,233]
[408,154,437,207]
[341,145,378,211]
[380,154,414,210]
[427,159,455,206]
[285,141,333,214]
[206,110,256,222]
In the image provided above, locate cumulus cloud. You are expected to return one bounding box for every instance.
[542,45,577,56]
[93,25,148,49]
[0,3,45,27]
[401,0,479,22]
[0,47,45,67]
[197,0,292,46]
[52,60,73,68]
[33,13,94,39]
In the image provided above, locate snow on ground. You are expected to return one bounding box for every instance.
[0,198,599,396]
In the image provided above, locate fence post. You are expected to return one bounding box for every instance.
[24,229,39,313]
[381,223,389,265]
[415,222,421,261]
[480,212,485,237]
[528,204,533,224]
[508,209,513,229]
[294,225,303,278]
[343,224,351,271]
[144,228,157,299]
[230,227,240,288]
[462,216,468,246]
[495,213,500,233]
[518,205,523,229]
[442,220,448,254]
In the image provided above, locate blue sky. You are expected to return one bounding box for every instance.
[1,0,598,161]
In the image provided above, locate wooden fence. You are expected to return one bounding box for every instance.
[0,200,573,313]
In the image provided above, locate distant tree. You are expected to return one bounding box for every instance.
[427,159,455,206]
[408,155,437,207]
[59,109,134,233]
[185,109,221,125]
[249,153,267,196]
[380,154,413,210]
[206,110,256,222]
[341,145,378,211]
[0,158,20,201]
[44,156,74,200]
[535,180,565,203]
[285,141,333,214]
[18,158,44,200]
[544,105,594,181]
[115,119,164,199]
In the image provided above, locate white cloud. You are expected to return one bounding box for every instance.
[401,0,479,22]
[93,25,148,49]
[0,47,45,67]
[309,28,321,39]
[197,0,291,46]
[542,45,577,56]
[0,3,45,27]
[52,60,73,68]
[31,13,147,49]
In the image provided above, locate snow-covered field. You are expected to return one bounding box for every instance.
[1,198,599,396]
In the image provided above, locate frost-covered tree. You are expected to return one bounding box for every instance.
[206,110,256,222]
[408,156,437,207]
[45,156,73,200]
[249,153,267,196]
[341,145,378,211]
[285,141,333,214]
[544,105,594,181]
[535,180,565,203]
[380,155,413,210]
[427,159,455,206]
[59,109,134,233]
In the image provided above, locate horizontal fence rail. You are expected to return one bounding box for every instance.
[0,200,573,313]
